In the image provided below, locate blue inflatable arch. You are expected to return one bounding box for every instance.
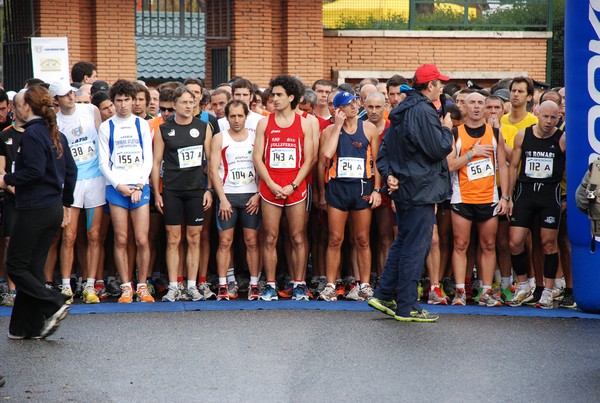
[566,1,600,313]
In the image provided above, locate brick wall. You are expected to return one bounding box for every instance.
[323,33,548,83]
[35,0,136,83]
[206,0,323,89]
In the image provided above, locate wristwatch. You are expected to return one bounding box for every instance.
[501,196,510,201]
[291,182,298,191]
[373,188,382,193]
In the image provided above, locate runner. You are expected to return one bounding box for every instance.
[253,75,314,300]
[97,79,154,303]
[318,91,381,301]
[209,100,261,300]
[506,101,565,309]
[151,86,212,302]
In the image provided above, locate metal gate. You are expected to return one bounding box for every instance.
[3,0,35,91]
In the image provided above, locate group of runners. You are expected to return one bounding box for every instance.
[0,60,573,310]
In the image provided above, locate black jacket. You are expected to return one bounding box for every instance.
[4,118,77,210]
[376,90,452,204]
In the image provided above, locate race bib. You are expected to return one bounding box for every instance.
[228,166,255,186]
[525,157,553,179]
[177,145,203,169]
[337,157,365,179]
[114,149,143,169]
[70,139,96,163]
[269,148,296,169]
[466,158,494,181]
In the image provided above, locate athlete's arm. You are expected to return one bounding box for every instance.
[320,109,345,160]
[559,131,566,153]
[150,126,165,214]
[253,118,282,197]
[507,129,525,216]
[209,131,231,221]
[97,120,122,190]
[363,120,381,208]
[139,118,154,185]
[92,104,102,132]
[203,125,213,210]
[317,128,330,210]
[281,116,314,198]
[496,130,509,215]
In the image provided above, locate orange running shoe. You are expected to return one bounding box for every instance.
[136,284,155,303]
[277,282,293,299]
[118,284,134,303]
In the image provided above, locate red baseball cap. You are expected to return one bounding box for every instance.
[414,64,450,84]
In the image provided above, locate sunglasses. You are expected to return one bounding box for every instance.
[159,107,175,112]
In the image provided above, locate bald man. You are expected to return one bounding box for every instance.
[446,92,509,307]
[358,83,377,121]
[506,101,566,309]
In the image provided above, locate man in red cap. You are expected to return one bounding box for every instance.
[369,64,453,322]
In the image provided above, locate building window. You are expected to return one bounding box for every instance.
[136,0,206,38]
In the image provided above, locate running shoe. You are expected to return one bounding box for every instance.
[40,304,69,339]
[277,282,294,299]
[318,284,337,301]
[346,284,362,301]
[417,282,424,301]
[441,277,456,298]
[1,292,15,307]
[248,284,261,301]
[491,280,501,291]
[162,286,178,302]
[136,285,155,303]
[507,285,533,307]
[45,282,55,291]
[106,279,121,297]
[552,285,565,301]
[227,281,239,299]
[95,282,108,300]
[358,284,374,300]
[74,277,84,298]
[394,309,439,323]
[152,277,168,294]
[451,288,467,306]
[335,282,346,299]
[236,276,250,293]
[524,286,544,306]
[479,288,503,307]
[501,287,514,303]
[259,284,278,301]
[82,285,100,304]
[559,292,577,309]
[59,285,74,304]
[199,282,216,300]
[536,289,554,309]
[217,285,229,301]
[0,281,8,295]
[315,277,327,294]
[427,286,449,305]
[178,282,189,301]
[187,285,205,302]
[145,280,156,296]
[292,284,310,301]
[368,297,397,316]
[473,288,483,304]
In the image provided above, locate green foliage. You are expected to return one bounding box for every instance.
[332,12,408,30]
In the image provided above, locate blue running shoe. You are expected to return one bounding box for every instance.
[259,285,279,301]
[292,284,310,301]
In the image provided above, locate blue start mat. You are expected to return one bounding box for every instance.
[0,300,598,319]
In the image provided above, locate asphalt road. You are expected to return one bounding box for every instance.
[1,310,599,402]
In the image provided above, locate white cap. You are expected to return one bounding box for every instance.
[48,79,80,98]
[6,91,16,101]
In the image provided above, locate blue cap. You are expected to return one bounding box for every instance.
[333,91,359,108]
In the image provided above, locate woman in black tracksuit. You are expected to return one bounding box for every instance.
[1,85,77,339]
